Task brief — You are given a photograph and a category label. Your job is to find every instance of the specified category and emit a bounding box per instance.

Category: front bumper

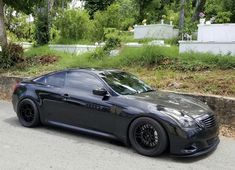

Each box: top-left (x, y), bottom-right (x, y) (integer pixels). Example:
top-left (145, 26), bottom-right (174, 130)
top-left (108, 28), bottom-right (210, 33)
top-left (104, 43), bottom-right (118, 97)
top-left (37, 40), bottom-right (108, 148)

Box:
top-left (168, 124), bottom-right (220, 157)
top-left (172, 136), bottom-right (219, 157)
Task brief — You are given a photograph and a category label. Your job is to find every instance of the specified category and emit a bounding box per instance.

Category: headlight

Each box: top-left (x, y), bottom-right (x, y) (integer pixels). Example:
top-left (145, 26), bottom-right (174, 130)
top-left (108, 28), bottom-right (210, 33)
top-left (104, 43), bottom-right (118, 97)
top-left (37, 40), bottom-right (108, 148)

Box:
top-left (160, 108), bottom-right (198, 128)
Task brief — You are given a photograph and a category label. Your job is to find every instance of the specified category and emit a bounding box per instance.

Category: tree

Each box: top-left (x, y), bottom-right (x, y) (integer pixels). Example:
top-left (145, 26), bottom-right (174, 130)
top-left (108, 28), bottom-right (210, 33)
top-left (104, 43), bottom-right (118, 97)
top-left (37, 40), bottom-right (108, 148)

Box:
top-left (192, 0), bottom-right (206, 21)
top-left (84, 0), bottom-right (116, 18)
top-left (134, 0), bottom-right (154, 22)
top-left (179, 0), bottom-right (185, 33)
top-left (0, 0), bottom-right (40, 50)
top-left (223, 0), bottom-right (235, 22)
top-left (35, 0), bottom-right (73, 45)
top-left (0, 0), bottom-right (7, 48)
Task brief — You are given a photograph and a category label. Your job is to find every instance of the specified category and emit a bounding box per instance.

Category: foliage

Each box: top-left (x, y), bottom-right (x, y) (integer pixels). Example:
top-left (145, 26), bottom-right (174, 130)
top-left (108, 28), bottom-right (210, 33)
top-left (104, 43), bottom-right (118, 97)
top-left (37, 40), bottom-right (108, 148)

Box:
top-left (0, 43), bottom-right (24, 68)
top-left (89, 48), bottom-right (107, 60)
top-left (215, 12), bottom-right (232, 23)
top-left (35, 11), bottom-right (50, 45)
top-left (5, 7), bottom-right (34, 42)
top-left (22, 45), bottom-right (235, 74)
top-left (103, 37), bottom-right (121, 52)
top-left (222, 0), bottom-right (235, 23)
top-left (205, 0), bottom-right (233, 23)
top-left (55, 9), bottom-right (94, 41)
top-left (3, 0), bottom-right (41, 14)
top-left (92, 2), bottom-right (136, 40)
top-left (84, 0), bottom-right (116, 18)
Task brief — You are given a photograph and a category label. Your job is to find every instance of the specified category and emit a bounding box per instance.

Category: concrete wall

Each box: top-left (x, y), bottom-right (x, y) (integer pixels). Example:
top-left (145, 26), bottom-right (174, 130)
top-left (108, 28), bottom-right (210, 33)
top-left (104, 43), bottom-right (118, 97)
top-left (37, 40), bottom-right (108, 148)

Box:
top-left (134, 24), bottom-right (179, 40)
top-left (198, 24), bottom-right (235, 42)
top-left (0, 76), bottom-right (25, 100)
top-left (179, 41), bottom-right (235, 55)
top-left (49, 45), bottom-right (99, 55)
top-left (1, 76), bottom-right (235, 127)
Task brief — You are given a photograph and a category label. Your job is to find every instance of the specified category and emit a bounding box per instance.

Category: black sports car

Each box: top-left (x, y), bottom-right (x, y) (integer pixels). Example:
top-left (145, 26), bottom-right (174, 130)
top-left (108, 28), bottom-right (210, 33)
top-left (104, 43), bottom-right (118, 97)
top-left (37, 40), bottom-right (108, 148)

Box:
top-left (12, 68), bottom-right (219, 157)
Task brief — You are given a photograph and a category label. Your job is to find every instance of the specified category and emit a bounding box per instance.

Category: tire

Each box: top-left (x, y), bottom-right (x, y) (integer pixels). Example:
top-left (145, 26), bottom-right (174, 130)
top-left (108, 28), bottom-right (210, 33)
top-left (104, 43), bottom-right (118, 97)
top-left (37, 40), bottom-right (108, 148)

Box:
top-left (17, 99), bottom-right (40, 127)
top-left (129, 117), bottom-right (168, 157)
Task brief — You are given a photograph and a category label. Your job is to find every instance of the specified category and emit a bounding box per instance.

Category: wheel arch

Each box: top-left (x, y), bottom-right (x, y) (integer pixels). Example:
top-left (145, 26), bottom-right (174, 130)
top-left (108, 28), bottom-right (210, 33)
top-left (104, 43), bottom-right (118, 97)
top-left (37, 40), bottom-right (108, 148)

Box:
top-left (17, 96), bottom-right (42, 123)
top-left (126, 115), bottom-right (170, 149)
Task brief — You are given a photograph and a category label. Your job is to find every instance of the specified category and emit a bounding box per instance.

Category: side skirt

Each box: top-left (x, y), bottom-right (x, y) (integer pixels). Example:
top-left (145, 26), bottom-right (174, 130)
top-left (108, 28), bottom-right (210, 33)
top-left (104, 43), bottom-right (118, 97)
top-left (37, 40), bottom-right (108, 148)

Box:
top-left (47, 120), bottom-right (119, 141)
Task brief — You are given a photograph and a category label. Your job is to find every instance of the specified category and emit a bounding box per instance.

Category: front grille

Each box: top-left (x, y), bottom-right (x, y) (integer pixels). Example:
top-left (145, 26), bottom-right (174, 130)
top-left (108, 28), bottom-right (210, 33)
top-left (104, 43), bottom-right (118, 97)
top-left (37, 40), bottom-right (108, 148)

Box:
top-left (201, 115), bottom-right (217, 128)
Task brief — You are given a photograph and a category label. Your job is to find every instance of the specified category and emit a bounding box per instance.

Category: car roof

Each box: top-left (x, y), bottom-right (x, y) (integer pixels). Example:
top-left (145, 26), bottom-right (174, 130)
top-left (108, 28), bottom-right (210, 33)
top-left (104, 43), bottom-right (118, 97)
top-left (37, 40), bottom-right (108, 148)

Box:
top-left (33, 68), bottom-right (123, 81)
top-left (65, 68), bottom-right (122, 75)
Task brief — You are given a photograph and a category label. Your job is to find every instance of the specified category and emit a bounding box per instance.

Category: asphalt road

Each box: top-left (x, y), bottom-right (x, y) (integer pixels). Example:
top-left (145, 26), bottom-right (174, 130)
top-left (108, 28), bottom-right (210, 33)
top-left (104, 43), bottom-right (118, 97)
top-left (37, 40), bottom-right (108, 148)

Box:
top-left (1, 100), bottom-right (235, 170)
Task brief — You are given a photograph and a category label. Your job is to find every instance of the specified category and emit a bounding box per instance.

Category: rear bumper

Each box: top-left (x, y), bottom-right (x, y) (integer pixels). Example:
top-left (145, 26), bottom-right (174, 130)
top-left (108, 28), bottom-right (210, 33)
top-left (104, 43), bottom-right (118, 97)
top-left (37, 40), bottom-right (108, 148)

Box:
top-left (168, 124), bottom-right (220, 157)
top-left (12, 94), bottom-right (19, 112)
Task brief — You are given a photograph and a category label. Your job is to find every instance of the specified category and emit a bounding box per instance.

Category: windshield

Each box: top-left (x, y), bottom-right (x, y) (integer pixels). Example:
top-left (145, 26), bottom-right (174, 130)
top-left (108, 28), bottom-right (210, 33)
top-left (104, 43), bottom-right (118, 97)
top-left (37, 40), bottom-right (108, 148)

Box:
top-left (99, 71), bottom-right (154, 95)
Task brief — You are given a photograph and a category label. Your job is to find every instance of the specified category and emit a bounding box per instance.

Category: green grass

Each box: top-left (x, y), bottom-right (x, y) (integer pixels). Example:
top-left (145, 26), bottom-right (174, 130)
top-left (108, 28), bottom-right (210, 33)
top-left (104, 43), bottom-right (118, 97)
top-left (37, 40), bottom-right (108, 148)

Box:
top-left (20, 45), bottom-right (235, 74)
top-left (1, 45), bottom-right (235, 96)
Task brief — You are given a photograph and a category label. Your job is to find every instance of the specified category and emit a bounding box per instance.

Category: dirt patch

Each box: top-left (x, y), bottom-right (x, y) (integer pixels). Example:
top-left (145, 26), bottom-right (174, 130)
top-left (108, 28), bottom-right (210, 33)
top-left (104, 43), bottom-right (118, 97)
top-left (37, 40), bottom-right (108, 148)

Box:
top-left (220, 125), bottom-right (235, 139)
top-left (127, 68), bottom-right (235, 97)
top-left (27, 55), bottom-right (60, 65)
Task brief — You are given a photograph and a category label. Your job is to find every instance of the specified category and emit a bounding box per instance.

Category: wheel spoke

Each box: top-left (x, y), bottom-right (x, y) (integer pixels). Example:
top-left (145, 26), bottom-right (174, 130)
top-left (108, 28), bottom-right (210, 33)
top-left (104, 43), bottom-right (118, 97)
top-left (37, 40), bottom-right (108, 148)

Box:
top-left (20, 103), bottom-right (34, 123)
top-left (134, 123), bottom-right (159, 149)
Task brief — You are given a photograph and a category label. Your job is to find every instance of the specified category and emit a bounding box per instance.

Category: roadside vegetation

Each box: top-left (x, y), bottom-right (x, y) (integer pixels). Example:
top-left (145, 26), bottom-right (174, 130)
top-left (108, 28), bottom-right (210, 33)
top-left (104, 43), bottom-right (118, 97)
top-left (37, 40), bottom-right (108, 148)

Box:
top-left (0, 45), bottom-right (234, 97)
top-left (0, 0), bottom-right (235, 98)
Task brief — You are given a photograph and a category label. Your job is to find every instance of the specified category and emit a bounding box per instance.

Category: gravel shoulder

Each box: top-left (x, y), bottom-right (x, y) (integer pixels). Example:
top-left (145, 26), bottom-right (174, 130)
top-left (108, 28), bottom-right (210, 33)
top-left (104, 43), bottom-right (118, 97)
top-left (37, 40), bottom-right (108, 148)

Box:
top-left (1, 100), bottom-right (235, 170)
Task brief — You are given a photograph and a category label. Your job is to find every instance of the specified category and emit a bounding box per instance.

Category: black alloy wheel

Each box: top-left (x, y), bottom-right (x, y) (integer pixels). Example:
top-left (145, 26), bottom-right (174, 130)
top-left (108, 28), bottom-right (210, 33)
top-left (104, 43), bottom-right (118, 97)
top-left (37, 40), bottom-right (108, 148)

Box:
top-left (17, 99), bottom-right (40, 127)
top-left (129, 117), bottom-right (168, 157)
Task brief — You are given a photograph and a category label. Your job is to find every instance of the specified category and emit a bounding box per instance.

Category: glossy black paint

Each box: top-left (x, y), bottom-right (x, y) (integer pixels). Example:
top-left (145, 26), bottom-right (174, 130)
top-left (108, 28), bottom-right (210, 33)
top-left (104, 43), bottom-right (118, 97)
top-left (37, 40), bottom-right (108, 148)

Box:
top-left (12, 68), bottom-right (219, 157)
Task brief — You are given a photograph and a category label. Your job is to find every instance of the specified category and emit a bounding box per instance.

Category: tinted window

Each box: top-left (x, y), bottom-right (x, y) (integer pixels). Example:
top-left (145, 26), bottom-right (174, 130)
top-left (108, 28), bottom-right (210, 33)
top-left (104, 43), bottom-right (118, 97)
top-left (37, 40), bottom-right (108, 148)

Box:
top-left (46, 72), bottom-right (65, 87)
top-left (66, 72), bottom-right (104, 92)
top-left (34, 76), bottom-right (46, 84)
top-left (99, 71), bottom-right (153, 95)
top-left (35, 72), bottom-right (65, 87)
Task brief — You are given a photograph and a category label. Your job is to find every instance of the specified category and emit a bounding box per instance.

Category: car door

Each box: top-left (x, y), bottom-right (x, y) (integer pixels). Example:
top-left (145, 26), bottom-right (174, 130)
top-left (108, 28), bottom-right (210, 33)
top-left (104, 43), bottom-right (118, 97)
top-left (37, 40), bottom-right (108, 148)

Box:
top-left (34, 72), bottom-right (68, 124)
top-left (63, 71), bottom-right (116, 133)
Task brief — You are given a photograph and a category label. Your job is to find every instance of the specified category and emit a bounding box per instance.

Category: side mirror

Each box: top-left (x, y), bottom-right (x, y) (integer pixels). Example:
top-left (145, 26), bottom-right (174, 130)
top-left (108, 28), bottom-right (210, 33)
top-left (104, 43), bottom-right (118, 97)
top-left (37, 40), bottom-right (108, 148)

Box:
top-left (93, 88), bottom-right (108, 96)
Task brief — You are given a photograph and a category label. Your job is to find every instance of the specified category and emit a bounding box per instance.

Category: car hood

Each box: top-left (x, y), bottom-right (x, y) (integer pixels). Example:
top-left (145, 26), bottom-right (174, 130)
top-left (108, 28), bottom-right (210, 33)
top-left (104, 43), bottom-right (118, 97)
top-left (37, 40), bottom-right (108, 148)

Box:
top-left (127, 91), bottom-right (212, 117)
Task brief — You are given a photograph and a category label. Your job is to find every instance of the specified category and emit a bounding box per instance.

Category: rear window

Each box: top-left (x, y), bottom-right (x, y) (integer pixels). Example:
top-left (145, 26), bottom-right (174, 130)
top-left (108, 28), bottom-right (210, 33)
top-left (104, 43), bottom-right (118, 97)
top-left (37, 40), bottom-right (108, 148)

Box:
top-left (34, 72), bottom-right (66, 87)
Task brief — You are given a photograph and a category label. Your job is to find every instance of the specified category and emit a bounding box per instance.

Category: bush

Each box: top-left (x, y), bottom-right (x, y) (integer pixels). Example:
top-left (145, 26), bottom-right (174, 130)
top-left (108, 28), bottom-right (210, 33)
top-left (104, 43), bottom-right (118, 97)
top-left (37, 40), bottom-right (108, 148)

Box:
top-left (116, 45), bottom-right (178, 66)
top-left (165, 37), bottom-right (179, 45)
top-left (55, 10), bottom-right (94, 41)
top-left (92, 2), bottom-right (136, 40)
top-left (104, 37), bottom-right (121, 52)
top-left (0, 43), bottom-right (24, 68)
top-left (35, 12), bottom-right (50, 45)
top-left (103, 28), bottom-right (121, 51)
top-left (88, 48), bottom-right (107, 60)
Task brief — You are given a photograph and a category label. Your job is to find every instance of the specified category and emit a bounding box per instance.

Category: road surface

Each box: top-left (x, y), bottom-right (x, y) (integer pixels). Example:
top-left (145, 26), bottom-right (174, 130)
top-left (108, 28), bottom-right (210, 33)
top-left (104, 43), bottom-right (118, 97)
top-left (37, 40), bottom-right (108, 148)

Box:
top-left (0, 100), bottom-right (235, 170)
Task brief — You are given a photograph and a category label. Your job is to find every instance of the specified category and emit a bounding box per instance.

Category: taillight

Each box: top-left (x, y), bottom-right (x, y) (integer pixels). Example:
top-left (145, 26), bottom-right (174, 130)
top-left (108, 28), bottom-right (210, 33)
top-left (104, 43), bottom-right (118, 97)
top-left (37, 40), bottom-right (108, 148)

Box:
top-left (12, 82), bottom-right (20, 92)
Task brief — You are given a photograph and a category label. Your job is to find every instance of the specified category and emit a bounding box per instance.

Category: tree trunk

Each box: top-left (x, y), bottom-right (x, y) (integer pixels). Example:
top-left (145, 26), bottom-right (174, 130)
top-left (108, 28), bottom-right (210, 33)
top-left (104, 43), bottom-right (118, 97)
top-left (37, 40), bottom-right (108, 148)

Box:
top-left (192, 0), bottom-right (205, 21)
top-left (179, 0), bottom-right (185, 33)
top-left (0, 0), bottom-right (7, 49)
top-left (35, 0), bottom-right (52, 45)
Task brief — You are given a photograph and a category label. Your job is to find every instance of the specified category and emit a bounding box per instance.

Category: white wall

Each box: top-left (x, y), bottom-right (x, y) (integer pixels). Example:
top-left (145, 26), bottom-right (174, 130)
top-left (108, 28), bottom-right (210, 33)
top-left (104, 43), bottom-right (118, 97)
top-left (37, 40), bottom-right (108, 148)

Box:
top-left (198, 24), bottom-right (235, 42)
top-left (49, 45), bottom-right (98, 55)
top-left (179, 41), bottom-right (235, 55)
top-left (134, 24), bottom-right (179, 39)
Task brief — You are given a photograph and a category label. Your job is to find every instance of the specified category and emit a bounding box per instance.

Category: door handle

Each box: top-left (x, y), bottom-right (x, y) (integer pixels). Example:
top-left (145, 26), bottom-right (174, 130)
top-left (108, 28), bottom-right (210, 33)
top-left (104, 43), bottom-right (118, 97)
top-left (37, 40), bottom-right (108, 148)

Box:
top-left (62, 94), bottom-right (70, 101)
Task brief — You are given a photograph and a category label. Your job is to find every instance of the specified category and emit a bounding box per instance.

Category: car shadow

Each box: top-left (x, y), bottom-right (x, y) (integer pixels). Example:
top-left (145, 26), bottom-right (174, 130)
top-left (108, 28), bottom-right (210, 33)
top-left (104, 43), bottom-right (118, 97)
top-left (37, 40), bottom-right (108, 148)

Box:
top-left (4, 116), bottom-right (214, 163)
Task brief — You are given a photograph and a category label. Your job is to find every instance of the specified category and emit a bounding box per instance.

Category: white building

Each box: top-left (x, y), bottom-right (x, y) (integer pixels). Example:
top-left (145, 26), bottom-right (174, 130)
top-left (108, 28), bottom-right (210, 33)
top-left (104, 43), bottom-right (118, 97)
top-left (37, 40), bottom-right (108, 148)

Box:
top-left (179, 24), bottom-right (235, 55)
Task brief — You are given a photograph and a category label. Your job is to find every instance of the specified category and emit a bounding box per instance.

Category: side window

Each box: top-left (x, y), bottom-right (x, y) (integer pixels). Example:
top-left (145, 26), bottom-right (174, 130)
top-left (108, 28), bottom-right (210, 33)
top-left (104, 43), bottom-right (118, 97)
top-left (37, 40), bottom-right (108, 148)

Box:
top-left (66, 72), bottom-right (104, 92)
top-left (46, 72), bottom-right (66, 87)
top-left (34, 72), bottom-right (65, 87)
top-left (34, 76), bottom-right (46, 84)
